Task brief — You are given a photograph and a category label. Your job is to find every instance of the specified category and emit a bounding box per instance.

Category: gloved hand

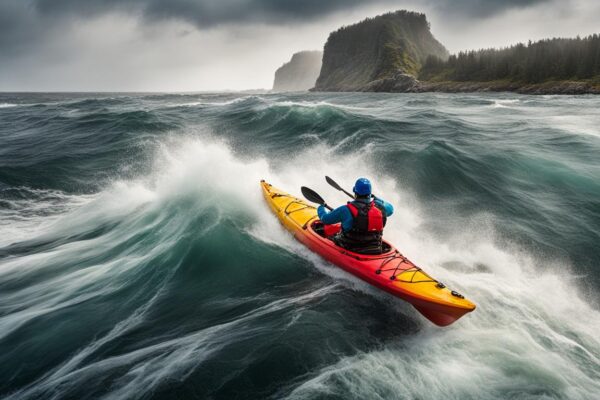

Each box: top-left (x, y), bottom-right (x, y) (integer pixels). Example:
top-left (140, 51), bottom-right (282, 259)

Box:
top-left (317, 204), bottom-right (329, 216)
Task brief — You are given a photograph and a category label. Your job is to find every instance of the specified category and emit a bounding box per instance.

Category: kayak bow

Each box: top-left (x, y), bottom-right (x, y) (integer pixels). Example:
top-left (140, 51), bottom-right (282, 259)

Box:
top-left (261, 180), bottom-right (475, 326)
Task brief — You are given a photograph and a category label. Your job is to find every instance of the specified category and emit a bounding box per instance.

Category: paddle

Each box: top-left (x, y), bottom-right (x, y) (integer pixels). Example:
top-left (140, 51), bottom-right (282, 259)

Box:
top-left (325, 176), bottom-right (379, 201)
top-left (325, 175), bottom-right (354, 199)
top-left (301, 186), bottom-right (333, 210)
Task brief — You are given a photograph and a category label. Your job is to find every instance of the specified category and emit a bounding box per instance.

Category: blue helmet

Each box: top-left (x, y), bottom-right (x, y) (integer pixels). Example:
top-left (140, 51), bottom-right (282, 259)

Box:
top-left (353, 178), bottom-right (372, 196)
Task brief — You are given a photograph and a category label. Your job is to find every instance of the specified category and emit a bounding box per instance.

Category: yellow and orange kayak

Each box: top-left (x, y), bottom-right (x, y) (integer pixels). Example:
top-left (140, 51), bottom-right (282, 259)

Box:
top-left (261, 180), bottom-right (475, 326)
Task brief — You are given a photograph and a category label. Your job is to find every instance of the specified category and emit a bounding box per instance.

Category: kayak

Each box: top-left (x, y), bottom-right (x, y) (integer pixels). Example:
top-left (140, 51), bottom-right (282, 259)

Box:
top-left (261, 180), bottom-right (475, 326)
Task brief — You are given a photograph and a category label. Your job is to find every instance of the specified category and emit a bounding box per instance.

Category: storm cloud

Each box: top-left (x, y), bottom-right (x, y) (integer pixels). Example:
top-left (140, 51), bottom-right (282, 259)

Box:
top-left (2, 0), bottom-right (554, 53)
top-left (0, 0), bottom-right (598, 91)
top-left (33, 0), bottom-right (368, 26)
top-left (6, 0), bottom-right (370, 58)
top-left (24, 0), bottom-right (556, 28)
top-left (428, 0), bottom-right (549, 17)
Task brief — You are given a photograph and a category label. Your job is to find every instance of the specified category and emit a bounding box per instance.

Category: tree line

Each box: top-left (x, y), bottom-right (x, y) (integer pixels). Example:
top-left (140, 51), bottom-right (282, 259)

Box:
top-left (420, 35), bottom-right (600, 83)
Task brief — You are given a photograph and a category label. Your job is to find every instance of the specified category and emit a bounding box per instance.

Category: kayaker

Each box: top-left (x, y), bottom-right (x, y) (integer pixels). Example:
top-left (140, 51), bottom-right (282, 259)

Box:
top-left (317, 178), bottom-right (394, 254)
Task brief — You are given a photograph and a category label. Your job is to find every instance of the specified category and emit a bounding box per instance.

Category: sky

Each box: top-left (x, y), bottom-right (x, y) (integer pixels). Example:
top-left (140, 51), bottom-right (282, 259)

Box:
top-left (1, 0), bottom-right (599, 91)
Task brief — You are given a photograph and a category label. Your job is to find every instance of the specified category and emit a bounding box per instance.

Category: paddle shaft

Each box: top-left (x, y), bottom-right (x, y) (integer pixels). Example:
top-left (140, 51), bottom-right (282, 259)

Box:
top-left (325, 176), bottom-right (378, 200)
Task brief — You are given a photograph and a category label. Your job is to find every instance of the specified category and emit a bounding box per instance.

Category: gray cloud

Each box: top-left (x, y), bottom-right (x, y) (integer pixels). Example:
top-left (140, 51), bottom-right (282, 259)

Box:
top-left (427, 0), bottom-right (550, 18)
top-left (2, 0), bottom-right (594, 91)
top-left (0, 0), bottom-right (556, 57)
top-left (26, 0), bottom-right (555, 28)
top-left (32, 0), bottom-right (367, 27)
top-left (2, 0), bottom-right (368, 58)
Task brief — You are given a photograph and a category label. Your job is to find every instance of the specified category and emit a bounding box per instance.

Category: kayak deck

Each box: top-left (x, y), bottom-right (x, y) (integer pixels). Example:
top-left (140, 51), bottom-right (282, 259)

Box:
top-left (261, 180), bottom-right (475, 326)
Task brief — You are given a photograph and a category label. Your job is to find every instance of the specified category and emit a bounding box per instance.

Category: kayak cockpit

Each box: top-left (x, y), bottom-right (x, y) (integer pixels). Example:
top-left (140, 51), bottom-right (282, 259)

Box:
top-left (310, 220), bottom-right (394, 256)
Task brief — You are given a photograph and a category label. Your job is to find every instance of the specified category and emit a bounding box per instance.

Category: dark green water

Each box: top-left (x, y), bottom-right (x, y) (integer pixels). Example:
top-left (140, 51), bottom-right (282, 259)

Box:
top-left (0, 92), bottom-right (599, 399)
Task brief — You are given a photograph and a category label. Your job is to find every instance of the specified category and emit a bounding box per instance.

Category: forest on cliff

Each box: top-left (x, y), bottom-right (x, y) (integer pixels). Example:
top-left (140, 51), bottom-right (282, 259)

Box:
top-left (420, 35), bottom-right (600, 84)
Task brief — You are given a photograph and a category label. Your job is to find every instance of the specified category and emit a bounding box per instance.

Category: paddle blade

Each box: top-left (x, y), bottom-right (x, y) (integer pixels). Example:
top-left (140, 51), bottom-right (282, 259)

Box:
top-left (326, 176), bottom-right (354, 199)
top-left (301, 186), bottom-right (325, 204)
top-left (325, 175), bottom-right (343, 191)
top-left (301, 186), bottom-right (332, 210)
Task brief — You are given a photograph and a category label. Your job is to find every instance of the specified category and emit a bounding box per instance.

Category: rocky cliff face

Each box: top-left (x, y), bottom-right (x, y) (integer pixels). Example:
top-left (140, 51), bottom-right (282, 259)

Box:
top-left (272, 51), bottom-right (323, 92)
top-left (313, 11), bottom-right (448, 92)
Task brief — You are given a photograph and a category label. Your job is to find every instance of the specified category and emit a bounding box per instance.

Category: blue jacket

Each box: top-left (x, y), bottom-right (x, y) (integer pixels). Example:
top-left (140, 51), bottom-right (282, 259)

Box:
top-left (317, 197), bottom-right (394, 231)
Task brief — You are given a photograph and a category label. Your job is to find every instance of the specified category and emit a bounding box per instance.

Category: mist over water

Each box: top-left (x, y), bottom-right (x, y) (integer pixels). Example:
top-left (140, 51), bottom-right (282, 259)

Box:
top-left (0, 92), bottom-right (599, 399)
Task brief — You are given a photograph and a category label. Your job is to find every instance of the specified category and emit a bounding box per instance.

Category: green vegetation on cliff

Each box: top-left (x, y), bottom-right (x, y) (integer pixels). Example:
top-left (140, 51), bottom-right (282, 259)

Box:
top-left (313, 11), bottom-right (448, 91)
top-left (420, 35), bottom-right (600, 84)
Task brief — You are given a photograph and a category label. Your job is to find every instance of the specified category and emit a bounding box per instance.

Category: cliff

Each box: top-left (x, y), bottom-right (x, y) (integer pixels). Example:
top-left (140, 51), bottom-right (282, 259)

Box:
top-left (313, 11), bottom-right (448, 92)
top-left (272, 51), bottom-right (323, 92)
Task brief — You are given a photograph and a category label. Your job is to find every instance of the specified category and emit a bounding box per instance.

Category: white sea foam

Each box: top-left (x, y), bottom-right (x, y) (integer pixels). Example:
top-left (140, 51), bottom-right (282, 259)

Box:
top-left (166, 95), bottom-right (258, 108)
top-left (490, 98), bottom-right (521, 108)
top-left (271, 100), bottom-right (370, 112)
top-left (0, 188), bottom-right (96, 247)
top-left (547, 115), bottom-right (600, 138)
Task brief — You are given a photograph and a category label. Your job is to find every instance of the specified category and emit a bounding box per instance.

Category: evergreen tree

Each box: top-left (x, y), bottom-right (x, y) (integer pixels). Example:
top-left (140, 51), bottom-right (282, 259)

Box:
top-left (420, 35), bottom-right (600, 83)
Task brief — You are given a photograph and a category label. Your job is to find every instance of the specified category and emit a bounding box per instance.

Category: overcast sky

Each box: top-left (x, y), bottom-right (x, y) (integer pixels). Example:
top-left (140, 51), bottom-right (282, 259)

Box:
top-left (1, 0), bottom-right (598, 91)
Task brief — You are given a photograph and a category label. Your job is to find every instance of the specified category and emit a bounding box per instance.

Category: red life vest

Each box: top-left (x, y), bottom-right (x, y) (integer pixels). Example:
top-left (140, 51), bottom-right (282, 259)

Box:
top-left (335, 200), bottom-right (386, 254)
top-left (346, 201), bottom-right (385, 233)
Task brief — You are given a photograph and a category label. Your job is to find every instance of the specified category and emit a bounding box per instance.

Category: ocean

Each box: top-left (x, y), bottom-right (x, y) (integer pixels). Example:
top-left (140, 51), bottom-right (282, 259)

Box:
top-left (1, 92), bottom-right (599, 399)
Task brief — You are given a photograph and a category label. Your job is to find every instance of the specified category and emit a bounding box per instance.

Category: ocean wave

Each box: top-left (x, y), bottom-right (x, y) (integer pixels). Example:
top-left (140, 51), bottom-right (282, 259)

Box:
top-left (4, 137), bottom-right (599, 398)
top-left (0, 187), bottom-right (96, 248)
top-left (269, 99), bottom-right (371, 112)
top-left (169, 96), bottom-right (259, 108)
top-left (1, 92), bottom-right (599, 399)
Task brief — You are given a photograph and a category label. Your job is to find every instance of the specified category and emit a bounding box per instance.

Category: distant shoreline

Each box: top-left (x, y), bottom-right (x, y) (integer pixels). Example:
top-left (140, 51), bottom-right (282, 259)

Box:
top-left (311, 79), bottom-right (600, 95)
top-left (413, 80), bottom-right (600, 95)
